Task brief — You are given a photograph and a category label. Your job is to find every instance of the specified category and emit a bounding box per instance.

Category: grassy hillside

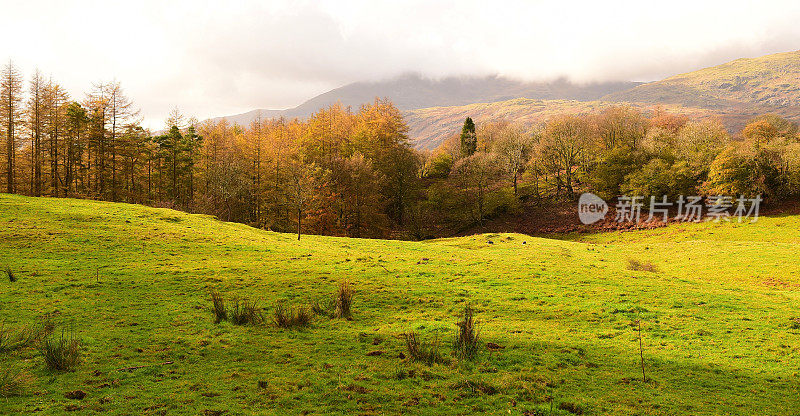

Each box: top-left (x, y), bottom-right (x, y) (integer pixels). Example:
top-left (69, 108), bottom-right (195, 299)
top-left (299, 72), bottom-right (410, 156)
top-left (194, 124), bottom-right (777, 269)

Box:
top-left (602, 50), bottom-right (800, 125)
top-left (1, 194), bottom-right (799, 415)
top-left (406, 99), bottom-right (715, 150)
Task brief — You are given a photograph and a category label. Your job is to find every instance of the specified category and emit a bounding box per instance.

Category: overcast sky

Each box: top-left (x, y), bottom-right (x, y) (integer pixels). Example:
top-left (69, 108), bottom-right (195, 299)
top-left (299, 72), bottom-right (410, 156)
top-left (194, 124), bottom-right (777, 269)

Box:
top-left (3, 0), bottom-right (800, 128)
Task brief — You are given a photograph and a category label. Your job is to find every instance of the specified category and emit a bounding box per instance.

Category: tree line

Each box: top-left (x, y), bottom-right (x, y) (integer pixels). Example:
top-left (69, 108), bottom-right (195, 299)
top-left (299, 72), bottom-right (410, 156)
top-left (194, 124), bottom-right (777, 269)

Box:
top-left (2, 60), bottom-right (799, 239)
top-left (416, 107), bottom-right (800, 235)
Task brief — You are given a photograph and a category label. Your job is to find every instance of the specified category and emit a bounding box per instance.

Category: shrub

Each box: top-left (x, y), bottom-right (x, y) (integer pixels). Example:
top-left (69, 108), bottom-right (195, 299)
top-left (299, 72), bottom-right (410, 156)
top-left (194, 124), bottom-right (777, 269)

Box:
top-left (40, 330), bottom-right (81, 372)
top-left (454, 304), bottom-right (480, 360)
top-left (228, 296), bottom-right (263, 326)
top-left (0, 365), bottom-right (33, 397)
top-left (4, 266), bottom-right (15, 283)
top-left (404, 332), bottom-right (445, 366)
top-left (334, 281), bottom-right (353, 319)
top-left (273, 302), bottom-right (312, 329)
top-left (209, 290), bottom-right (227, 323)
top-left (627, 259), bottom-right (658, 273)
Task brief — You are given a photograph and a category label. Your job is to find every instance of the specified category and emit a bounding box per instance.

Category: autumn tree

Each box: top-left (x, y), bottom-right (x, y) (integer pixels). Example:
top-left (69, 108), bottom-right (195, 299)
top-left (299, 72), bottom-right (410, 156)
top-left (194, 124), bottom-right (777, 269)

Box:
top-left (451, 152), bottom-right (500, 224)
top-left (64, 102), bottom-right (89, 195)
top-left (0, 60), bottom-right (23, 193)
top-left (494, 124), bottom-right (532, 198)
top-left (105, 82), bottom-right (137, 201)
top-left (28, 70), bottom-right (46, 196)
top-left (287, 155), bottom-right (315, 240)
top-left (45, 79), bottom-right (69, 196)
top-left (594, 106), bottom-right (648, 150)
top-left (537, 115), bottom-right (590, 198)
top-left (85, 83), bottom-right (109, 197)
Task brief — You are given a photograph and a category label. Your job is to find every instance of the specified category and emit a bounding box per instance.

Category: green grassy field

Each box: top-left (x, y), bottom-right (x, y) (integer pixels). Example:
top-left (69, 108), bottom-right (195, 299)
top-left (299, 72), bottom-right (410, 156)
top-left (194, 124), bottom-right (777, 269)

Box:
top-left (1, 194), bottom-right (799, 415)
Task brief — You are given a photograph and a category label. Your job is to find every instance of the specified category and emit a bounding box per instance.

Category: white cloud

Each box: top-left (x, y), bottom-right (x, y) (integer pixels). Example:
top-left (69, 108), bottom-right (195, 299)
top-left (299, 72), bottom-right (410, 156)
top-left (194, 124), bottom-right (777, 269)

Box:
top-left (2, 0), bottom-right (800, 128)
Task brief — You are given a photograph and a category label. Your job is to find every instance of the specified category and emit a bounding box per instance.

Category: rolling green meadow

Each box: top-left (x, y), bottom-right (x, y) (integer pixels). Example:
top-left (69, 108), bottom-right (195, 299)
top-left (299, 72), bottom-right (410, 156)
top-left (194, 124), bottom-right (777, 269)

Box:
top-left (1, 193), bottom-right (799, 415)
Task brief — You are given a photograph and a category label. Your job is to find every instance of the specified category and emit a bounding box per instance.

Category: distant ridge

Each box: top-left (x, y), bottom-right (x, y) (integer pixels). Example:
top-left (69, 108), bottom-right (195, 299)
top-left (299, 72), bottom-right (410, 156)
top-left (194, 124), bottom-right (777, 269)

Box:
top-left (210, 50), bottom-right (800, 149)
top-left (602, 50), bottom-right (800, 119)
top-left (209, 74), bottom-right (641, 125)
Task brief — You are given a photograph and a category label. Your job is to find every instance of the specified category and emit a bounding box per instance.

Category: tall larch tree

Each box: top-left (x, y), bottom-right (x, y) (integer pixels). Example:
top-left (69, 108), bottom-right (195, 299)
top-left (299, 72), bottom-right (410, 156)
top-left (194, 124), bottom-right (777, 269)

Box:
top-left (28, 70), bottom-right (46, 196)
top-left (105, 82), bottom-right (136, 201)
top-left (0, 60), bottom-right (23, 193)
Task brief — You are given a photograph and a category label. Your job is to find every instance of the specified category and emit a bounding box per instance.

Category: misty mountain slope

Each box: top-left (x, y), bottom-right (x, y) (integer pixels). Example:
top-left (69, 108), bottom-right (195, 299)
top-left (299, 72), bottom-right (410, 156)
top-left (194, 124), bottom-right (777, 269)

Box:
top-left (210, 74), bottom-right (640, 125)
top-left (602, 50), bottom-right (800, 113)
top-left (405, 98), bottom-right (717, 150)
top-left (287, 74), bottom-right (640, 115)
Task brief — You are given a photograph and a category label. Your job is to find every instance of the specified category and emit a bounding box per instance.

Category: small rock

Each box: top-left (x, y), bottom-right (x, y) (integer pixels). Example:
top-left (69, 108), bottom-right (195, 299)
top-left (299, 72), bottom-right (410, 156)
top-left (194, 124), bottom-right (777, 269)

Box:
top-left (366, 350), bottom-right (383, 356)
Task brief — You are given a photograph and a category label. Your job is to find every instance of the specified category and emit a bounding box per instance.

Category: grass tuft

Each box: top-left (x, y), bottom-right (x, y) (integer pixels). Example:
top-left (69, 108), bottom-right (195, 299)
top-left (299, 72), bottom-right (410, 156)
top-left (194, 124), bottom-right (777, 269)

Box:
top-left (404, 332), bottom-right (446, 366)
top-left (0, 319), bottom-right (54, 353)
top-left (228, 296), bottom-right (263, 326)
top-left (334, 281), bottom-right (353, 319)
top-left (210, 290), bottom-right (227, 323)
top-left (273, 302), bottom-right (312, 329)
top-left (0, 365), bottom-right (34, 397)
top-left (4, 265), bottom-right (15, 282)
top-left (311, 298), bottom-right (334, 317)
top-left (627, 258), bottom-right (658, 272)
top-left (454, 304), bottom-right (480, 360)
top-left (39, 330), bottom-right (81, 372)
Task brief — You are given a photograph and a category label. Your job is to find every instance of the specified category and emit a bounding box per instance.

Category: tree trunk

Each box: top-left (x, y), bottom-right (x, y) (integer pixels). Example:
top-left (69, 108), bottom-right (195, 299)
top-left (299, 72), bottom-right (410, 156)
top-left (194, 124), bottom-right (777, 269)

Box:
top-left (297, 207), bottom-right (301, 240)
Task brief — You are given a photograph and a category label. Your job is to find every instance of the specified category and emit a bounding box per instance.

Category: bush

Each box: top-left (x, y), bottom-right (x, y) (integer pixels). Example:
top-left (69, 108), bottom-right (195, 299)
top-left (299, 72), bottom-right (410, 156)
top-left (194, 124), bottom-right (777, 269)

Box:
top-left (334, 281), bottom-right (353, 319)
top-left (627, 259), bottom-right (658, 273)
top-left (210, 290), bottom-right (227, 323)
top-left (454, 304), bottom-right (480, 360)
top-left (228, 296), bottom-right (263, 326)
top-left (0, 365), bottom-right (33, 397)
top-left (40, 330), bottom-right (81, 372)
top-left (4, 266), bottom-right (15, 282)
top-left (404, 332), bottom-right (445, 366)
top-left (273, 302), bottom-right (312, 329)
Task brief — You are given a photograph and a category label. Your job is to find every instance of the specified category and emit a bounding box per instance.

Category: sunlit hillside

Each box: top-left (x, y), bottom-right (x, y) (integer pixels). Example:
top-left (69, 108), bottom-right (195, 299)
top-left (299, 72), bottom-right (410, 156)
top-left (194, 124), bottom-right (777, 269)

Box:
top-left (602, 50), bottom-right (800, 122)
top-left (405, 98), bottom-right (715, 150)
top-left (1, 194), bottom-right (799, 415)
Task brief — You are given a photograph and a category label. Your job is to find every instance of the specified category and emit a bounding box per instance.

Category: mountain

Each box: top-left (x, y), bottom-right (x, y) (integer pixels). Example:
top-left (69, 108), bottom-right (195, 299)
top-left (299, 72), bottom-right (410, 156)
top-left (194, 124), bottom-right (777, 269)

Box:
top-left (409, 50), bottom-right (800, 149)
top-left (210, 74), bottom-right (640, 124)
top-left (212, 50), bottom-right (800, 149)
top-left (602, 50), bottom-right (800, 121)
top-left (406, 98), bottom-right (717, 150)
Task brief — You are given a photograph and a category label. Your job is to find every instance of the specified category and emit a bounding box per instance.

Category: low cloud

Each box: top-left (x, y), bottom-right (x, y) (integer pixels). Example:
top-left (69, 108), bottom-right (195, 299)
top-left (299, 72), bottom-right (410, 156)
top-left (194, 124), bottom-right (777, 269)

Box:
top-left (3, 0), bottom-right (800, 128)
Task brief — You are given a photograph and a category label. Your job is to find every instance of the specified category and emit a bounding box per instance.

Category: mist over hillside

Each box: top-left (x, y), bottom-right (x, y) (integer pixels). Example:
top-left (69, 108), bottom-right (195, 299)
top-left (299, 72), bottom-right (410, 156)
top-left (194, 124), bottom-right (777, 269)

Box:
top-left (210, 50), bottom-right (800, 150)
top-left (210, 74), bottom-right (640, 126)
